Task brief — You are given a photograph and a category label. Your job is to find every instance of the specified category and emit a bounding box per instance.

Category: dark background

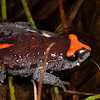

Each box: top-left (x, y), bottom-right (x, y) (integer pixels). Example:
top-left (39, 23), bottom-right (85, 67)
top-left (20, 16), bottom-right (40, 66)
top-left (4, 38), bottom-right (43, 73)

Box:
top-left (0, 0), bottom-right (100, 100)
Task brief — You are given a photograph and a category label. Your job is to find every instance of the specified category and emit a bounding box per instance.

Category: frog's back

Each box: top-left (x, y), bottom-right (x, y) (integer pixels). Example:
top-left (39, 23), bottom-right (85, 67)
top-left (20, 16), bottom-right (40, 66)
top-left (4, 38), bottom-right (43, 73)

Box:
top-left (0, 25), bottom-right (70, 76)
top-left (0, 22), bottom-right (91, 77)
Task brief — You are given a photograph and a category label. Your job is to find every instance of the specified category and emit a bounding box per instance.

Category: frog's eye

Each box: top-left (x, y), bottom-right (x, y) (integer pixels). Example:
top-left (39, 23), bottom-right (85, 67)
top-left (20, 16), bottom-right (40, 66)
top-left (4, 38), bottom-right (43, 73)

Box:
top-left (67, 52), bottom-right (78, 61)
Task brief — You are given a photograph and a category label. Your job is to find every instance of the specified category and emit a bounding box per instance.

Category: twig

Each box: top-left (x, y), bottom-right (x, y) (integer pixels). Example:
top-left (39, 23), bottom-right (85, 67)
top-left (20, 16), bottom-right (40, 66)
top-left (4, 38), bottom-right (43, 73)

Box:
top-left (37, 42), bottom-right (55, 100)
top-left (31, 80), bottom-right (37, 100)
top-left (8, 76), bottom-right (16, 100)
top-left (58, 0), bottom-right (68, 33)
top-left (49, 88), bottom-right (57, 100)
top-left (70, 73), bottom-right (79, 100)
top-left (90, 59), bottom-right (100, 70)
top-left (62, 90), bottom-right (96, 96)
top-left (56, 0), bottom-right (84, 34)
top-left (21, 0), bottom-right (36, 28)
top-left (1, 0), bottom-right (7, 22)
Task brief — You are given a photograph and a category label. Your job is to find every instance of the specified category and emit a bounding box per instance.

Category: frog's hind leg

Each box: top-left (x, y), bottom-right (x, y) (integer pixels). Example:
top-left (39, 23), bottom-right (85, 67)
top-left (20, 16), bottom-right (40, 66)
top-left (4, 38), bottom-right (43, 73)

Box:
top-left (33, 68), bottom-right (70, 91)
top-left (0, 65), bottom-right (6, 84)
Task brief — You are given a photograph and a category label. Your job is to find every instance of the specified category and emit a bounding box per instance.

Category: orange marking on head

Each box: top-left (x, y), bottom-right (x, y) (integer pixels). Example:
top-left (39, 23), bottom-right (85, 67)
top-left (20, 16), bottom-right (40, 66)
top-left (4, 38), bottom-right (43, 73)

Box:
top-left (66, 34), bottom-right (91, 57)
top-left (2, 64), bottom-right (5, 69)
top-left (32, 37), bottom-right (35, 39)
top-left (0, 44), bottom-right (14, 49)
top-left (31, 45), bottom-right (35, 48)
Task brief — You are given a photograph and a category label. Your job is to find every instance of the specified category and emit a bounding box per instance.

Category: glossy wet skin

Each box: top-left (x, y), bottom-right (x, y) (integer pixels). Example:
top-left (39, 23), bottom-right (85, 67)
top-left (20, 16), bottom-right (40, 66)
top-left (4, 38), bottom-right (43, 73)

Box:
top-left (0, 33), bottom-right (70, 72)
top-left (0, 22), bottom-right (91, 89)
top-left (0, 32), bottom-right (91, 72)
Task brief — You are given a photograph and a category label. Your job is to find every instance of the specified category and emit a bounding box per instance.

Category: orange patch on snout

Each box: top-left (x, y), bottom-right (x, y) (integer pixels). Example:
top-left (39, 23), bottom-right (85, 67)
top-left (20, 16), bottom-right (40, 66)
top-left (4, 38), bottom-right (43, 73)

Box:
top-left (66, 34), bottom-right (91, 57)
top-left (0, 44), bottom-right (14, 49)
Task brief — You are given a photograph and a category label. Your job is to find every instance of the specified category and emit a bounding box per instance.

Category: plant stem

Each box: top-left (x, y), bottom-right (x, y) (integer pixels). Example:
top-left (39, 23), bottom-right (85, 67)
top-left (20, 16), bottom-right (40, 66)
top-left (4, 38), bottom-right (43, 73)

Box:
top-left (1, 0), bottom-right (7, 22)
top-left (58, 0), bottom-right (68, 33)
top-left (1, 1), bottom-right (16, 100)
top-left (21, 0), bottom-right (36, 28)
top-left (85, 94), bottom-right (100, 100)
top-left (8, 76), bottom-right (16, 100)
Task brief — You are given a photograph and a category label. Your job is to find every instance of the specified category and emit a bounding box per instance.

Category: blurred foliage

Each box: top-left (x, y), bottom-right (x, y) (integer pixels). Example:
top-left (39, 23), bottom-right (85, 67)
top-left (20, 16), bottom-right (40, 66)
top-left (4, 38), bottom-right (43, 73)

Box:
top-left (85, 94), bottom-right (100, 100)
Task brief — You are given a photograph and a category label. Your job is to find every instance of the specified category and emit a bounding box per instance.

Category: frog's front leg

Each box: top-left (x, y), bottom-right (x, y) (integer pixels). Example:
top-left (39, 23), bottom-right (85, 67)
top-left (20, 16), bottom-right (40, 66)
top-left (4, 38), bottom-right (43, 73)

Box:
top-left (0, 65), bottom-right (6, 84)
top-left (33, 68), bottom-right (70, 91)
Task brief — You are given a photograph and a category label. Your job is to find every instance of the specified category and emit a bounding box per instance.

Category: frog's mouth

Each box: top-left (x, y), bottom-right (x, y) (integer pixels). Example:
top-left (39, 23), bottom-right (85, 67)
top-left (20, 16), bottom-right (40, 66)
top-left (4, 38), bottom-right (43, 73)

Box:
top-left (64, 49), bottom-right (91, 70)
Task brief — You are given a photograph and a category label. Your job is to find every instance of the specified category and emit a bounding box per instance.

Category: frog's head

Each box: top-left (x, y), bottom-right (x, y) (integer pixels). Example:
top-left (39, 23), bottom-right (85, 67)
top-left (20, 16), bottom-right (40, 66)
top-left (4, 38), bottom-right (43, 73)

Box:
top-left (63, 34), bottom-right (91, 70)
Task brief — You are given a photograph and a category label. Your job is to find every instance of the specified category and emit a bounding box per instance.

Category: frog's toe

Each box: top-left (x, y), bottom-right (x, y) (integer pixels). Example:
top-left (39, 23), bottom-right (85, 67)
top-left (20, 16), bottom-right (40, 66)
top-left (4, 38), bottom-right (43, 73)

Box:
top-left (61, 81), bottom-right (70, 85)
top-left (53, 78), bottom-right (70, 91)
top-left (0, 80), bottom-right (4, 83)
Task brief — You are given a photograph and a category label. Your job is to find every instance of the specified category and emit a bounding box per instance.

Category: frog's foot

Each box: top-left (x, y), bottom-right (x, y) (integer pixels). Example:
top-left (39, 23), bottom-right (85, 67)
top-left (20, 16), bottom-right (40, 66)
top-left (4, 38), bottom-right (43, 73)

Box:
top-left (0, 81), bottom-right (4, 86)
top-left (0, 65), bottom-right (6, 85)
top-left (33, 69), bottom-right (70, 91)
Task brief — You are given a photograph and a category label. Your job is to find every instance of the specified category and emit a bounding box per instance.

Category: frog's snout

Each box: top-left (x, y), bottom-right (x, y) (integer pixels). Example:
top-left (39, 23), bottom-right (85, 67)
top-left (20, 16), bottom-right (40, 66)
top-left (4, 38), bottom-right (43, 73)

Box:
top-left (78, 48), bottom-right (91, 60)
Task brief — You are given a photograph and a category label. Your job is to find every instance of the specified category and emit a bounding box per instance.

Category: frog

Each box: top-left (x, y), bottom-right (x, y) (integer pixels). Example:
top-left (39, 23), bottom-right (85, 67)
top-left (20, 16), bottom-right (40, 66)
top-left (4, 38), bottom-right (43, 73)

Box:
top-left (0, 22), bottom-right (91, 90)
